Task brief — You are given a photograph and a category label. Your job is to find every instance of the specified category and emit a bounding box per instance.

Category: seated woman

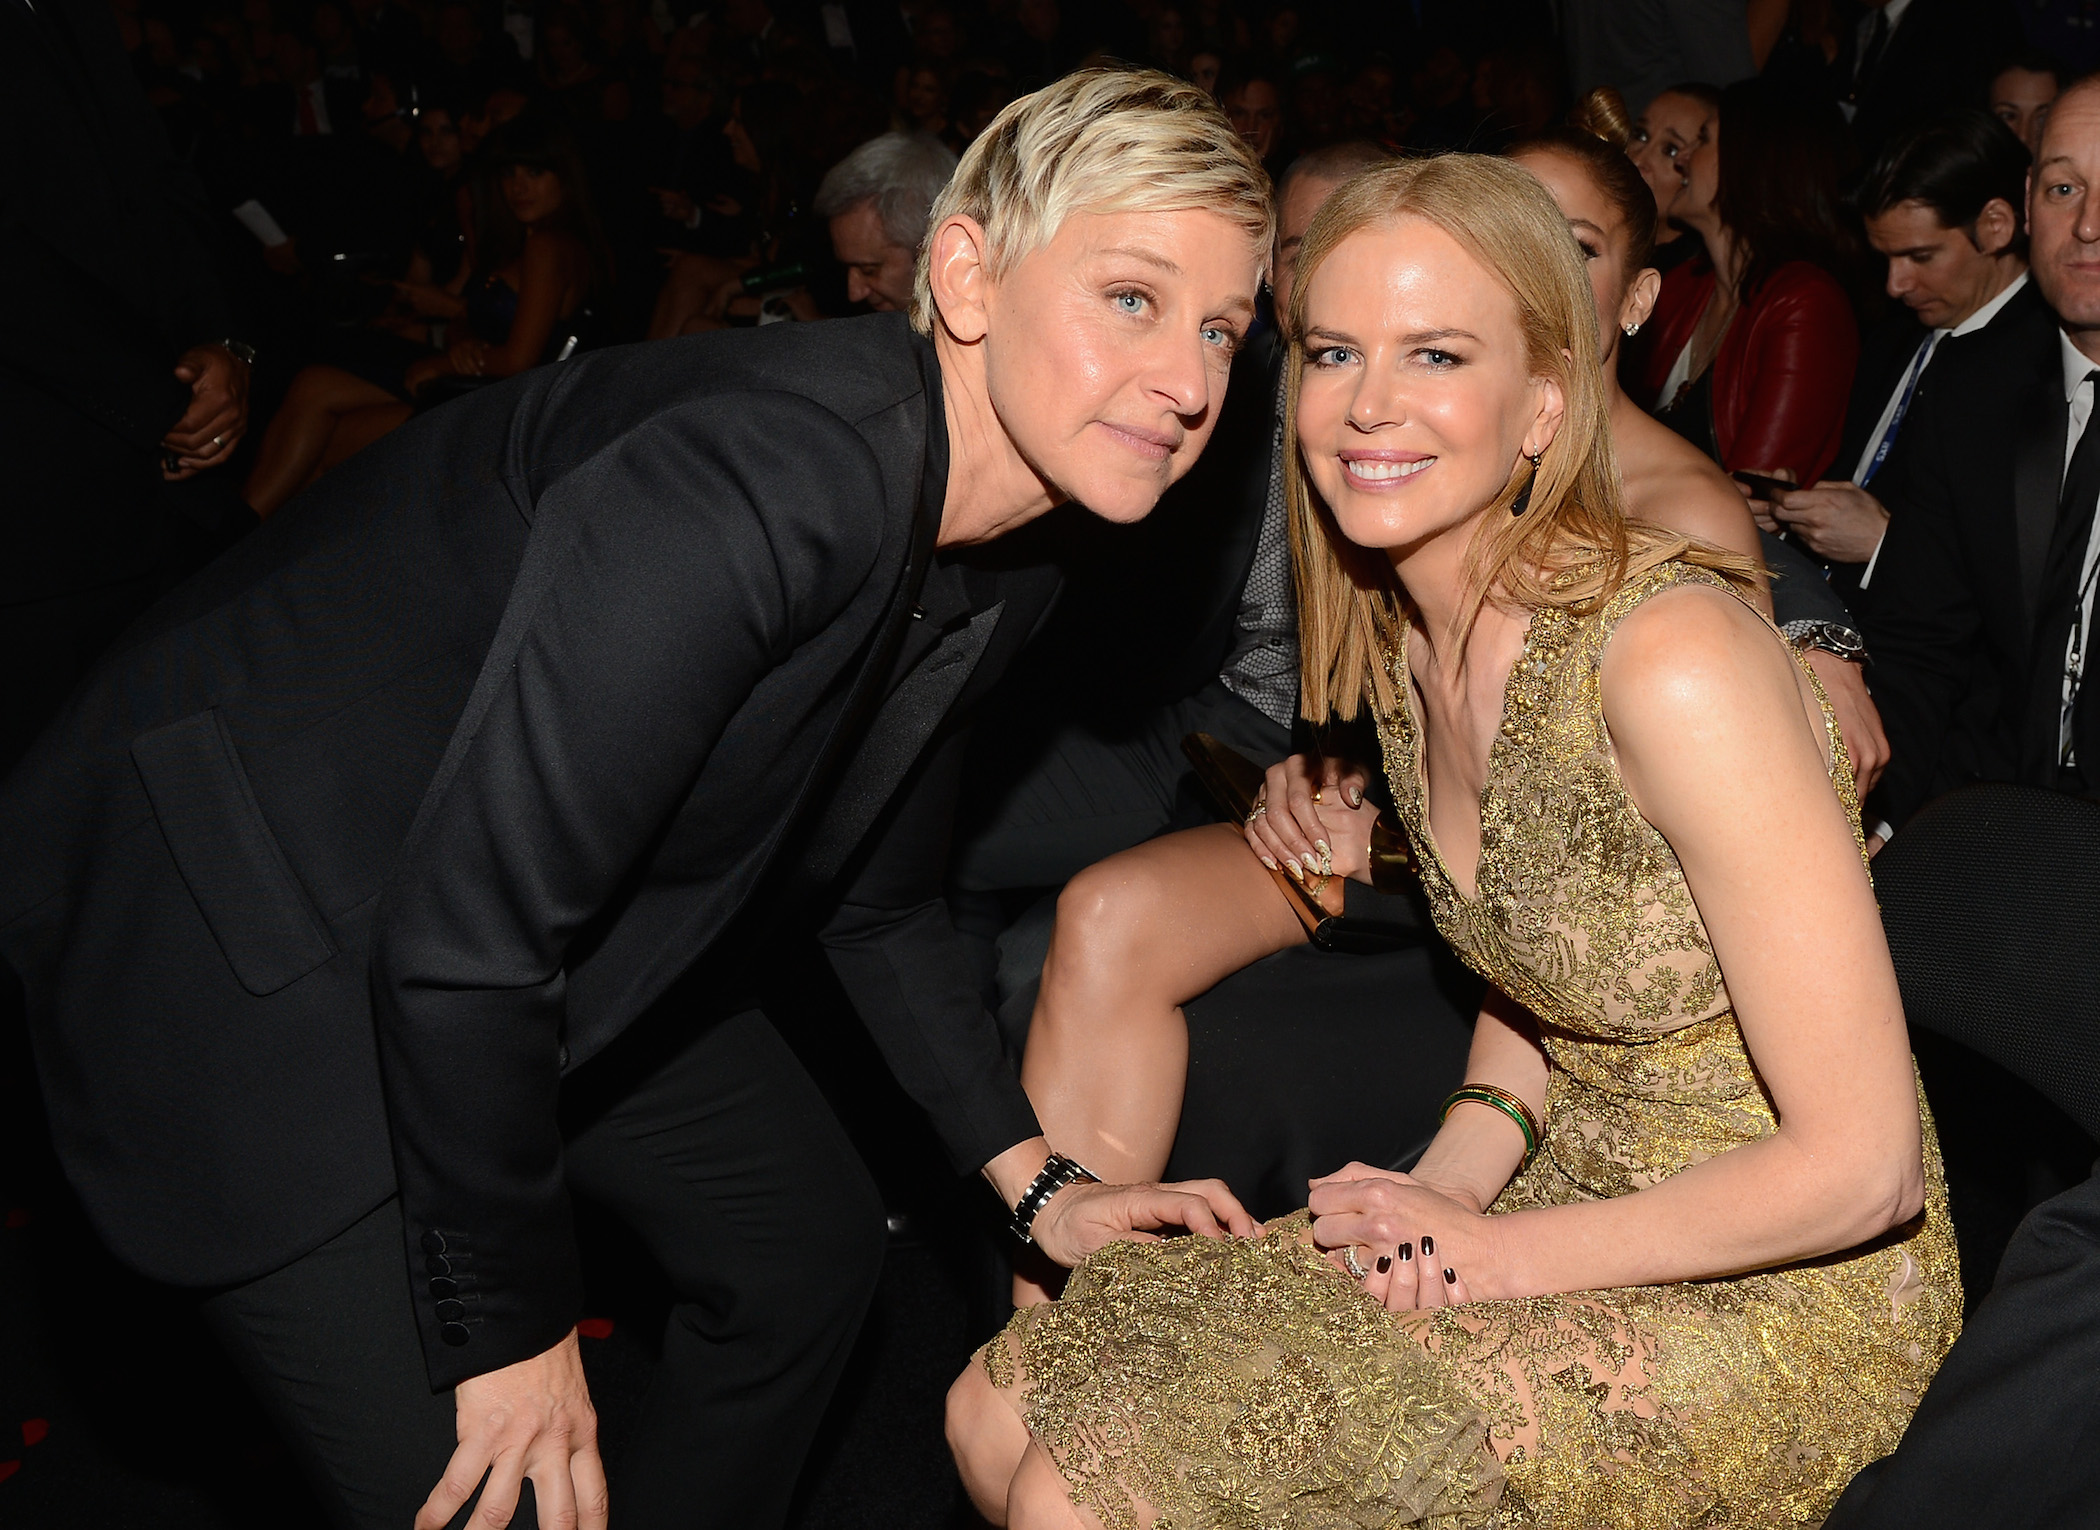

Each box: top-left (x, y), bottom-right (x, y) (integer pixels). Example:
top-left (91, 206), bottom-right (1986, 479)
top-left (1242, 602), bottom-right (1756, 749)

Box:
top-left (1628, 77), bottom-right (1860, 492)
top-left (243, 112), bottom-right (604, 516)
top-left (1005, 98), bottom-right (1770, 1304)
top-left (1626, 81), bottom-right (1718, 276)
top-left (950, 150), bottom-right (1958, 1529)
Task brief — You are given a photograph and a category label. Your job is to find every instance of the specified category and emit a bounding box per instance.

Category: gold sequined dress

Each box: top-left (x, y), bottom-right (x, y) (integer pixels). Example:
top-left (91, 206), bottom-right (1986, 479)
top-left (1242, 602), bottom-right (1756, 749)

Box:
top-left (987, 563), bottom-right (1961, 1529)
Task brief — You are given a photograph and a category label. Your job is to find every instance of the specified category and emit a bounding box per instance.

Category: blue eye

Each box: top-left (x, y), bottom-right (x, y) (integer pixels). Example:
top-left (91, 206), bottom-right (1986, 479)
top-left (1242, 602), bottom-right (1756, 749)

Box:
top-left (1310, 345), bottom-right (1355, 368)
top-left (1202, 324), bottom-right (1235, 350)
top-left (1114, 290), bottom-right (1146, 314)
top-left (1419, 348), bottom-right (1459, 368)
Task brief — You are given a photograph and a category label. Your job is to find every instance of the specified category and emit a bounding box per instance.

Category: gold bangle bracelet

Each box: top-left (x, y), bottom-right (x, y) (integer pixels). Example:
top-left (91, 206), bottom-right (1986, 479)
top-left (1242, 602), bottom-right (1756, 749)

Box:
top-left (1440, 1083), bottom-right (1542, 1166)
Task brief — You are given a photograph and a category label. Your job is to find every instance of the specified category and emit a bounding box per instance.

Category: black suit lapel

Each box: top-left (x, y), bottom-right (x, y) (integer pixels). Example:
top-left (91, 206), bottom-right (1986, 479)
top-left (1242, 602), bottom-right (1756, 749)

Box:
top-left (800, 601), bottom-right (1005, 884)
top-left (2013, 373), bottom-right (2067, 634)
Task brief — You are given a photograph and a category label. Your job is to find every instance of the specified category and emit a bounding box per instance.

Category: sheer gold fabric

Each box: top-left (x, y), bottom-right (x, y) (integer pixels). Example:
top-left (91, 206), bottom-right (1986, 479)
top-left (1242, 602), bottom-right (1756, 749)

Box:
top-left (989, 564), bottom-right (1960, 1528)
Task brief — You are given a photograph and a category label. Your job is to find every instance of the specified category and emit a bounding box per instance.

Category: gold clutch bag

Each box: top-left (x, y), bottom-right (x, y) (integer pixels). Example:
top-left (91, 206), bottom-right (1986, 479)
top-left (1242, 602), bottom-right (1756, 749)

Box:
top-left (1179, 731), bottom-right (1422, 951)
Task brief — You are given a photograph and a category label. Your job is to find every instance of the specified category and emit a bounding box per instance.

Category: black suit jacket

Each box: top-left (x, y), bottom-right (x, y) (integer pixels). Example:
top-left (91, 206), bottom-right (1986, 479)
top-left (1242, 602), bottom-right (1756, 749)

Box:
top-left (0, 0), bottom-right (242, 601)
top-left (1859, 280), bottom-right (2060, 825)
top-left (0, 314), bottom-right (1056, 1387)
top-left (1845, 0), bottom-right (2023, 158)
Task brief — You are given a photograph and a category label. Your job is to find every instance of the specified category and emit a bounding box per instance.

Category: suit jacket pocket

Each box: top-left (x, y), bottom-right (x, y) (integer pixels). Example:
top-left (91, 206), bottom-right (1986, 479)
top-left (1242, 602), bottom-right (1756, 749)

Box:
top-left (132, 709), bottom-right (338, 996)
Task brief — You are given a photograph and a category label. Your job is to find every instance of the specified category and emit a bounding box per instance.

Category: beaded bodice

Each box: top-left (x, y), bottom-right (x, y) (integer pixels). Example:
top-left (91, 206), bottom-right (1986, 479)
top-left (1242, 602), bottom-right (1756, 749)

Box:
top-left (1374, 561), bottom-right (1862, 1199)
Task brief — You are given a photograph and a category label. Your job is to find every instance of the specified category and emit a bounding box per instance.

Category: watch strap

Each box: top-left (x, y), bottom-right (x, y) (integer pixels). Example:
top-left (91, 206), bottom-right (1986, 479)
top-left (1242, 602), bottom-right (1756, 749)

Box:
top-left (1009, 1151), bottom-right (1100, 1246)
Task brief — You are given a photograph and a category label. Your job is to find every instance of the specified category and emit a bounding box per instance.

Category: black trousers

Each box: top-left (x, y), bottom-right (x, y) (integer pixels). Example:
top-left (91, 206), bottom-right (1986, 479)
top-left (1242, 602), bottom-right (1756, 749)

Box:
top-left (198, 1005), bottom-right (887, 1530)
top-left (1823, 1162), bottom-right (2100, 1527)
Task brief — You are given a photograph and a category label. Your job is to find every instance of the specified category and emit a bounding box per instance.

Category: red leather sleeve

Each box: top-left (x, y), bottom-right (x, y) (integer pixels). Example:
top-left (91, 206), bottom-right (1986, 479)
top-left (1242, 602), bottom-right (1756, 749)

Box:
top-left (1713, 263), bottom-right (1859, 485)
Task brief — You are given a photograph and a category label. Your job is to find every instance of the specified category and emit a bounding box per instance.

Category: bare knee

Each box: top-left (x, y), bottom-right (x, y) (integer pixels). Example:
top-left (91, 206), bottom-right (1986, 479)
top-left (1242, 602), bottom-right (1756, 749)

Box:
top-left (947, 1353), bottom-right (1029, 1524)
top-left (1046, 857), bottom-right (1173, 997)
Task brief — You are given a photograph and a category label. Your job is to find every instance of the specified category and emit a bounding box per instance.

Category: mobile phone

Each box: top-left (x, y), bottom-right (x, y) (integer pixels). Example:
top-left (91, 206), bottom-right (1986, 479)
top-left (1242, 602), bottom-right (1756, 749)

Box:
top-left (1731, 470), bottom-right (1795, 500)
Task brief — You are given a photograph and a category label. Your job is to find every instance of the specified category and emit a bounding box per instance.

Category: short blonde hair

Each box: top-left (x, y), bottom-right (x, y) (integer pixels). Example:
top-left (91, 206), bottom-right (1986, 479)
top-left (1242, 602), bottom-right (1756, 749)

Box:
top-left (910, 67), bottom-right (1273, 335)
top-left (1284, 155), bottom-right (1758, 721)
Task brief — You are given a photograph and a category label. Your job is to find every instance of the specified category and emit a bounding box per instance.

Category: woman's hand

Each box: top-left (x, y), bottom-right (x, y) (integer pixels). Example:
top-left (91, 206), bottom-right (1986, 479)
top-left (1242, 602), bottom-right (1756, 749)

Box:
top-left (1244, 752), bottom-right (1377, 887)
top-left (1307, 1162), bottom-right (1501, 1311)
top-left (1030, 1177), bottom-right (1259, 1269)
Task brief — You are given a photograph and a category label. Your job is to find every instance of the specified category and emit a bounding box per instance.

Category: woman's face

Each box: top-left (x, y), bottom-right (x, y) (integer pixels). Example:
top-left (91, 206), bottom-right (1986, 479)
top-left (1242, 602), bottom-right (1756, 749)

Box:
top-left (974, 206), bottom-right (1264, 524)
top-left (1190, 49), bottom-right (1221, 96)
top-left (1629, 91), bottom-right (1710, 220)
top-left (419, 108), bottom-right (463, 173)
top-left (1671, 110), bottom-right (1721, 229)
top-left (502, 163), bottom-right (566, 225)
top-left (1512, 148), bottom-right (1654, 369)
top-left (1295, 216), bottom-right (1562, 561)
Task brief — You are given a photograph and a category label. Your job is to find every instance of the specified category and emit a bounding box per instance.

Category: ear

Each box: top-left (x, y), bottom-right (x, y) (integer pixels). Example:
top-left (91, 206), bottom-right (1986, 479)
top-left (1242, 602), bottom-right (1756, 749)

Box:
top-left (1620, 267), bottom-right (1661, 333)
top-left (1524, 360), bottom-right (1570, 459)
top-left (1974, 197), bottom-right (2019, 257)
top-left (927, 213), bottom-right (993, 345)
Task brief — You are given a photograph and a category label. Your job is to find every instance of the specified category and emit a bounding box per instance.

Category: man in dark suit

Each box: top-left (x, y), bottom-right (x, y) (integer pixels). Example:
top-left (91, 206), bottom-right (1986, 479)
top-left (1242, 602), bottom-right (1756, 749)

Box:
top-left (0, 72), bottom-right (1270, 1530)
top-left (1842, 0), bottom-right (2023, 159)
top-left (1861, 78), bottom-right (2100, 829)
top-left (0, 0), bottom-right (258, 772)
top-left (1769, 110), bottom-right (2031, 595)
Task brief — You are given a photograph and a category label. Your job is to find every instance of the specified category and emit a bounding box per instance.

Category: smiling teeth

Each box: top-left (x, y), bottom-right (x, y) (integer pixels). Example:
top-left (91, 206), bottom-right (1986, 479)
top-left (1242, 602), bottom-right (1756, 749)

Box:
top-left (1350, 458), bottom-right (1432, 481)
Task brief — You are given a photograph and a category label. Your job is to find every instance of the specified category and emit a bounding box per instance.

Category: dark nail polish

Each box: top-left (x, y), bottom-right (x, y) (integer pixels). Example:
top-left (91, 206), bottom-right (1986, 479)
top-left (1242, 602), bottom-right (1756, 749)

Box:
top-left (1376, 1254), bottom-right (1391, 1274)
top-left (1444, 1267), bottom-right (1456, 1284)
top-left (1420, 1235), bottom-right (1435, 1257)
top-left (1398, 1242), bottom-right (1413, 1261)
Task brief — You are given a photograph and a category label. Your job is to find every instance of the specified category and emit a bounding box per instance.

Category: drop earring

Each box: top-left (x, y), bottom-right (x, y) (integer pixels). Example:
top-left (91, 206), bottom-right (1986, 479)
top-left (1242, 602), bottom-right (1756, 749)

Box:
top-left (1510, 451), bottom-right (1543, 516)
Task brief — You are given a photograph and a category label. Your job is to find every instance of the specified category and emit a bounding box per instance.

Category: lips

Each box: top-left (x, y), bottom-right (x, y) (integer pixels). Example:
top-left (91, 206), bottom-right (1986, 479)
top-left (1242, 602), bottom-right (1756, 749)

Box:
top-left (1340, 451), bottom-right (1434, 488)
top-left (1100, 421), bottom-right (1179, 462)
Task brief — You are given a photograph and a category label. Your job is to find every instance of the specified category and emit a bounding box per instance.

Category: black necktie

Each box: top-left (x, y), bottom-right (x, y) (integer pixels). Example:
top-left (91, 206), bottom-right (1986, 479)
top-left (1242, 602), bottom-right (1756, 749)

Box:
top-left (1853, 8), bottom-right (1890, 101)
top-left (2025, 369), bottom-right (2100, 787)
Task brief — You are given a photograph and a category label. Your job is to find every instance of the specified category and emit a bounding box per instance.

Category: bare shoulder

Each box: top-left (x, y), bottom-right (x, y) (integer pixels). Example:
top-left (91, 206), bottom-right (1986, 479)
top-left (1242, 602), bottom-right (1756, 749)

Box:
top-left (1621, 417), bottom-right (1761, 563)
top-left (1599, 582), bottom-right (1801, 755)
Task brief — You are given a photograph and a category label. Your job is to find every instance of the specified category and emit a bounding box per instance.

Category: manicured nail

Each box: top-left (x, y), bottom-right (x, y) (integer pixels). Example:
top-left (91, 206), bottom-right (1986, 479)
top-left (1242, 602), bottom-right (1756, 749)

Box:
top-left (1397, 1242), bottom-right (1412, 1261)
top-left (1300, 853), bottom-right (1320, 874)
top-left (1375, 1254), bottom-right (1391, 1274)
top-left (1347, 785), bottom-right (1363, 807)
top-left (1284, 860), bottom-right (1303, 881)
top-left (1444, 1267), bottom-right (1457, 1284)
top-left (1260, 856), bottom-right (1279, 871)
top-left (1420, 1235), bottom-right (1435, 1257)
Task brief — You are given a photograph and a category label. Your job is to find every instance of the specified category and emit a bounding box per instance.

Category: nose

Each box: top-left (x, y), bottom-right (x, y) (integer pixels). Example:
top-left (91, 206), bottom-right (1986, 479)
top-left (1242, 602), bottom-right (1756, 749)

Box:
top-left (2078, 191), bottom-right (2100, 246)
top-left (1147, 327), bottom-right (1210, 420)
top-left (1885, 261), bottom-right (1912, 299)
top-left (1349, 363), bottom-right (1404, 433)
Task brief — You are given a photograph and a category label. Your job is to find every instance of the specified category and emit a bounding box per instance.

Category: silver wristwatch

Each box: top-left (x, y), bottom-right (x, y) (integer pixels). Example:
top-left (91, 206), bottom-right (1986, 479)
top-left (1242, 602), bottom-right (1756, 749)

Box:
top-left (1009, 1151), bottom-right (1100, 1246)
top-left (215, 337), bottom-right (258, 366)
top-left (1781, 619), bottom-right (1870, 667)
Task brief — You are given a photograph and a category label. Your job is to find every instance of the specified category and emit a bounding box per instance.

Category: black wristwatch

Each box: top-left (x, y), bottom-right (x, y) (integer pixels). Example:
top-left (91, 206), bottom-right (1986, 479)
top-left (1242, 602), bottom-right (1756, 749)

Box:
top-left (1009, 1151), bottom-right (1099, 1246)
top-left (1782, 619), bottom-right (1870, 668)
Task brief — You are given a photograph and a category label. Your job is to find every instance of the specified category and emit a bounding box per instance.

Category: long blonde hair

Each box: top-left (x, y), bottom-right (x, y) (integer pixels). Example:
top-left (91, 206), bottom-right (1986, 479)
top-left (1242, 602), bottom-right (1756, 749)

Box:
top-left (1285, 154), bottom-right (1758, 721)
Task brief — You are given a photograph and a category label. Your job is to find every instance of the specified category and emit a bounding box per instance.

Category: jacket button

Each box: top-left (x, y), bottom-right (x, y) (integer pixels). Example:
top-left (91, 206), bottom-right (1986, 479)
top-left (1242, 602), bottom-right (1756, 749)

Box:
top-left (435, 1299), bottom-right (466, 1322)
top-left (440, 1321), bottom-right (471, 1347)
top-left (420, 1231), bottom-right (447, 1256)
top-left (428, 1276), bottom-right (458, 1300)
top-left (425, 1254), bottom-right (452, 1278)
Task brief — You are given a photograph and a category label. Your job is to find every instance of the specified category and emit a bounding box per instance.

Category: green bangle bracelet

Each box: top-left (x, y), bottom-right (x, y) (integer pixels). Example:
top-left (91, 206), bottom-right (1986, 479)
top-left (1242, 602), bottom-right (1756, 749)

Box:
top-left (1440, 1086), bottom-right (1540, 1166)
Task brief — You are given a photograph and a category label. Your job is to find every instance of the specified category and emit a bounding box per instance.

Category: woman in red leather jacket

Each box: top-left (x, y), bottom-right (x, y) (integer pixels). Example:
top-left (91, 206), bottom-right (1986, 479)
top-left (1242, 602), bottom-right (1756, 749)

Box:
top-left (1629, 79), bottom-right (1861, 489)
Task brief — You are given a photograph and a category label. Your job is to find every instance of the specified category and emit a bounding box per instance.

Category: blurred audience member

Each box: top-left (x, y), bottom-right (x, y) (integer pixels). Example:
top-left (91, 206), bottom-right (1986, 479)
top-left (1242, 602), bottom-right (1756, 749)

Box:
top-left (245, 113), bottom-right (605, 515)
top-left (1, 0), bottom-right (257, 770)
top-left (1219, 60), bottom-right (1284, 168)
top-left (1628, 81), bottom-right (1719, 274)
top-left (812, 132), bottom-right (957, 313)
top-left (1559, 0), bottom-right (1754, 115)
top-left (1633, 79), bottom-right (1860, 492)
top-left (1189, 48), bottom-right (1223, 97)
top-left (1859, 77), bottom-right (2100, 829)
top-left (1987, 51), bottom-right (2065, 156)
top-left (1842, 0), bottom-right (2022, 158)
top-left (1769, 110), bottom-right (2031, 586)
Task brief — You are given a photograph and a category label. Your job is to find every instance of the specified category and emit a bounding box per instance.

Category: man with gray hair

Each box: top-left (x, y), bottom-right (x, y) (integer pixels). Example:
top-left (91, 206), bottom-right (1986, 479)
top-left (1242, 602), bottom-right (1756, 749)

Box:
top-left (814, 131), bottom-right (957, 313)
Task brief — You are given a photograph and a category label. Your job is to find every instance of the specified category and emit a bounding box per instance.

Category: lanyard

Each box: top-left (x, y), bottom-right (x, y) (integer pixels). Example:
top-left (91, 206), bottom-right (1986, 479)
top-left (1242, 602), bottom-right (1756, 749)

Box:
top-left (1860, 332), bottom-right (1937, 487)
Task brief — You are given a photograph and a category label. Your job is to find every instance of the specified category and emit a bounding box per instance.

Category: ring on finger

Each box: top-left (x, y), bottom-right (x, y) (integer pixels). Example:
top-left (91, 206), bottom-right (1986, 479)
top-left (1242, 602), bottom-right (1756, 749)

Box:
top-left (1341, 1245), bottom-right (1369, 1281)
top-left (211, 434), bottom-right (224, 449)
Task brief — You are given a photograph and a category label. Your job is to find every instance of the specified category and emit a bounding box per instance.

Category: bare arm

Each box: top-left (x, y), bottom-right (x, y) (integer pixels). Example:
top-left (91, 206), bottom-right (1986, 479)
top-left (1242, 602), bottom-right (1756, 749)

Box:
top-left (1313, 587), bottom-right (1922, 1301)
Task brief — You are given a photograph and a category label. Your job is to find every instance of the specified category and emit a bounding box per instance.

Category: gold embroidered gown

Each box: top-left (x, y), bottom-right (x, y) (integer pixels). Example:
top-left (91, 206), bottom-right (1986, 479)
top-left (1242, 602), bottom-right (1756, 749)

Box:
top-left (987, 563), bottom-right (1961, 1529)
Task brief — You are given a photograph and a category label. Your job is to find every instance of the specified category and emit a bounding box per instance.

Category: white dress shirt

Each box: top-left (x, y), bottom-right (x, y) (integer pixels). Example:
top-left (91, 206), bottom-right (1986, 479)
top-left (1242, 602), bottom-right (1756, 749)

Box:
top-left (1856, 272), bottom-right (2030, 587)
top-left (2056, 330), bottom-right (2100, 765)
